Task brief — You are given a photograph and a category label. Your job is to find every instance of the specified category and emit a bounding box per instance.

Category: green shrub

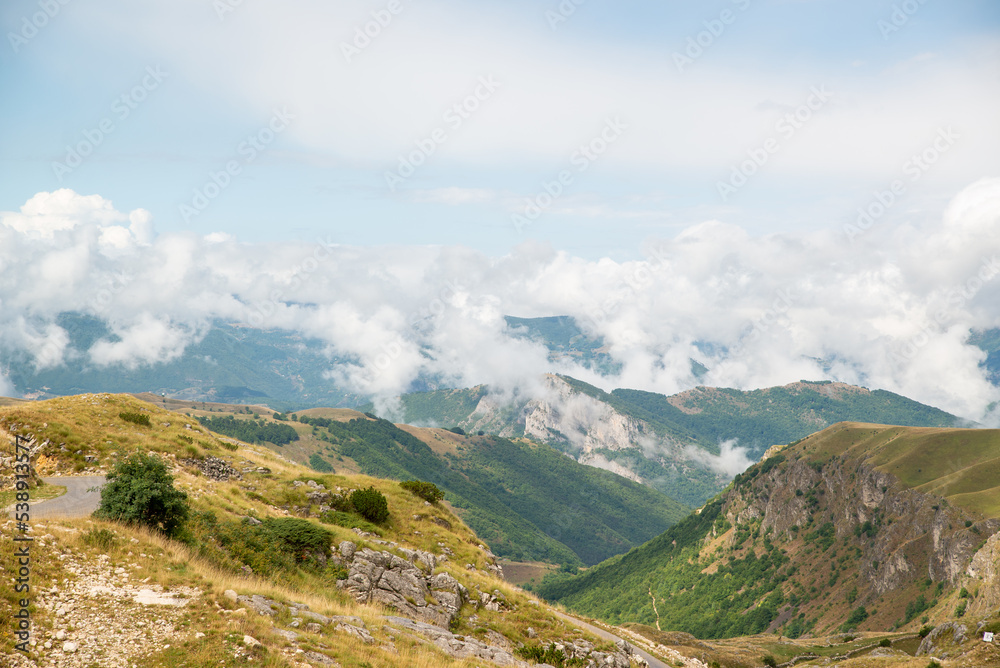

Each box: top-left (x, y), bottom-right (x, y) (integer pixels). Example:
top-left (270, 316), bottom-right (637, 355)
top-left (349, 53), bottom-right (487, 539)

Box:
top-left (515, 643), bottom-right (580, 667)
top-left (840, 606), bottom-right (869, 632)
top-left (220, 441), bottom-right (238, 451)
top-left (350, 486), bottom-right (389, 524)
top-left (955, 601), bottom-right (967, 617)
top-left (447, 426), bottom-right (466, 435)
top-left (119, 411), bottom-right (151, 426)
top-left (762, 656), bottom-right (778, 668)
top-left (400, 480), bottom-right (444, 504)
top-left (309, 453), bottom-right (334, 472)
top-left (260, 517), bottom-right (333, 556)
top-left (82, 528), bottom-right (117, 550)
top-left (918, 625), bottom-right (934, 638)
top-left (318, 510), bottom-right (382, 535)
top-left (879, 638), bottom-right (892, 647)
top-left (94, 452), bottom-right (189, 537)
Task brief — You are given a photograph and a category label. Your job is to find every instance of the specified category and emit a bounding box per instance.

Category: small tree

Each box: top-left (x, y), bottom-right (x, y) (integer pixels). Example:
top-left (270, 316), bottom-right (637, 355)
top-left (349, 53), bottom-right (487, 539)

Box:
top-left (94, 452), bottom-right (189, 537)
top-left (350, 486), bottom-right (389, 524)
top-left (400, 480), bottom-right (444, 504)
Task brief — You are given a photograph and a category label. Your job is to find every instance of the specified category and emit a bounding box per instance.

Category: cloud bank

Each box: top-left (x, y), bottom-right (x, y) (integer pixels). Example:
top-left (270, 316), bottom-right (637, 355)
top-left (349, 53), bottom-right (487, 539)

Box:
top-left (2, 182), bottom-right (999, 423)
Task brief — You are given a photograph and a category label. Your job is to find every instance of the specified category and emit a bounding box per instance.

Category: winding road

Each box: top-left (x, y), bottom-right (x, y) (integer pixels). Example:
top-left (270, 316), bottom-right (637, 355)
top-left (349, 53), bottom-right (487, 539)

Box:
top-left (552, 610), bottom-right (669, 668)
top-left (12, 476), bottom-right (107, 520)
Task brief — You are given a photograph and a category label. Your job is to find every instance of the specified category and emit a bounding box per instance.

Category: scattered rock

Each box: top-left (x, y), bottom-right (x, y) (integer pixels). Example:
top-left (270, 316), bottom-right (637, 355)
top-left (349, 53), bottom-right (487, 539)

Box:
top-left (181, 455), bottom-right (242, 481)
top-left (385, 615), bottom-right (528, 666)
top-left (302, 650), bottom-right (340, 666)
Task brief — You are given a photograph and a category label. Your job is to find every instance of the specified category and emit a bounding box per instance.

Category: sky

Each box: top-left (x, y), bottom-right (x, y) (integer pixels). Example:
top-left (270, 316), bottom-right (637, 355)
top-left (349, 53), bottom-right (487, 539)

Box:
top-left (1, 0), bottom-right (1000, 424)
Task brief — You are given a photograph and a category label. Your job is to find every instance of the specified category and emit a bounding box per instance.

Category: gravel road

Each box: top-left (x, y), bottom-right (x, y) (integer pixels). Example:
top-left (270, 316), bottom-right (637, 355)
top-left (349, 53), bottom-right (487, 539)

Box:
top-left (552, 610), bottom-right (669, 668)
top-left (25, 476), bottom-right (107, 519)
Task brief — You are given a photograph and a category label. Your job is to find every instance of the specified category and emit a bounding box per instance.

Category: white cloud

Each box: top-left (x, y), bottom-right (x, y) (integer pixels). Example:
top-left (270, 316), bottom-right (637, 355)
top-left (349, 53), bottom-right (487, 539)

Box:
top-left (684, 439), bottom-right (756, 477)
top-left (88, 314), bottom-right (204, 369)
top-left (65, 1), bottom-right (1000, 196)
top-left (1, 182), bottom-right (999, 423)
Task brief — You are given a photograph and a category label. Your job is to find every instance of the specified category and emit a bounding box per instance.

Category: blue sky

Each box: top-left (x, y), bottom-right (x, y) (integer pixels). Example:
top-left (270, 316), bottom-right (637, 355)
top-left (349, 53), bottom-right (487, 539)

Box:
top-left (1, 1), bottom-right (1000, 421)
top-left (2, 0), bottom-right (998, 259)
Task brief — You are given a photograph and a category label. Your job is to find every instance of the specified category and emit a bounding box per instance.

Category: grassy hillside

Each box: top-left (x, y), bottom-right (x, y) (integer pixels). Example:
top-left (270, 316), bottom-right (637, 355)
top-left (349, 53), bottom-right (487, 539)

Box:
top-left (277, 412), bottom-right (690, 566)
top-left (0, 393), bottom-right (649, 667)
top-left (539, 422), bottom-right (1000, 641)
top-left (137, 394), bottom-right (689, 568)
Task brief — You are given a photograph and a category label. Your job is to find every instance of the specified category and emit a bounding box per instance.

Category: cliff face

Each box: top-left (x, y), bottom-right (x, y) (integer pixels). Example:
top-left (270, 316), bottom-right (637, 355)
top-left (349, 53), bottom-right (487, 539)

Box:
top-left (541, 422), bottom-right (1000, 641)
top-left (468, 375), bottom-right (716, 492)
top-left (724, 443), bottom-right (1000, 632)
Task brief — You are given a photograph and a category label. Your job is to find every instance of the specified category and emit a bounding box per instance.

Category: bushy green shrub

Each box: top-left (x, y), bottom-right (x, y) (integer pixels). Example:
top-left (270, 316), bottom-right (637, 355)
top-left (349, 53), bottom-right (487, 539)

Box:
top-left (309, 453), bottom-right (334, 472)
top-left (260, 517), bottom-right (333, 555)
top-left (94, 452), bottom-right (189, 537)
top-left (119, 411), bottom-right (150, 426)
top-left (762, 656), bottom-right (778, 668)
top-left (400, 480), bottom-right (444, 504)
top-left (318, 510), bottom-right (382, 535)
top-left (350, 486), bottom-right (389, 523)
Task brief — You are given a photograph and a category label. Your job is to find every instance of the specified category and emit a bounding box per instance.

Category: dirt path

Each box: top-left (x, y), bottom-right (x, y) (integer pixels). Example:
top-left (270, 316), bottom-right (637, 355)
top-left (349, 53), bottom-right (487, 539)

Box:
top-left (648, 586), bottom-right (662, 631)
top-left (28, 476), bottom-right (106, 519)
top-left (551, 609), bottom-right (670, 668)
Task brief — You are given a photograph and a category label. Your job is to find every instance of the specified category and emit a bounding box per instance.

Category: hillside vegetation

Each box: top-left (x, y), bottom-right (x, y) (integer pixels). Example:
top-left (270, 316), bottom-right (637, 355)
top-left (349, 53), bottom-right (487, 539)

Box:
top-left (136, 395), bottom-right (691, 568)
top-left (0, 393), bottom-right (652, 667)
top-left (539, 422), bottom-right (1000, 643)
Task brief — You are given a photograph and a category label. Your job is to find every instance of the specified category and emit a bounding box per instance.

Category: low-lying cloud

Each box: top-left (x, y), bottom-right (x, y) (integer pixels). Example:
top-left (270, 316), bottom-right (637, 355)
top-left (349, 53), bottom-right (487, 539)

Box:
top-left (2, 181), bottom-right (1000, 425)
top-left (684, 439), bottom-right (756, 478)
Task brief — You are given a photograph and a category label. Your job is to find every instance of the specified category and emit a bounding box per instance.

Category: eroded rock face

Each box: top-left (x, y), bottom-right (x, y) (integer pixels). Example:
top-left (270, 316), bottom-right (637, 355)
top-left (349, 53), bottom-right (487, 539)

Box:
top-left (917, 622), bottom-right (967, 656)
top-left (338, 542), bottom-right (468, 628)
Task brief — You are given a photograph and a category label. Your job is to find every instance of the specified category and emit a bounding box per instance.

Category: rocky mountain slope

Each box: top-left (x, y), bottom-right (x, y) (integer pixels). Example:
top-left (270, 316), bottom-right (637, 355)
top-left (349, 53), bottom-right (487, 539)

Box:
top-left (1, 393), bottom-right (668, 668)
top-left (382, 376), bottom-right (962, 505)
top-left (538, 422), bottom-right (1000, 656)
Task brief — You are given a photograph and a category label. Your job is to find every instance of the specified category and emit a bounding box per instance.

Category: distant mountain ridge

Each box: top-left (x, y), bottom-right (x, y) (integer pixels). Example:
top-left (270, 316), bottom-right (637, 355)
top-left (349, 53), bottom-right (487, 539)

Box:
top-left (378, 375), bottom-right (962, 505)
